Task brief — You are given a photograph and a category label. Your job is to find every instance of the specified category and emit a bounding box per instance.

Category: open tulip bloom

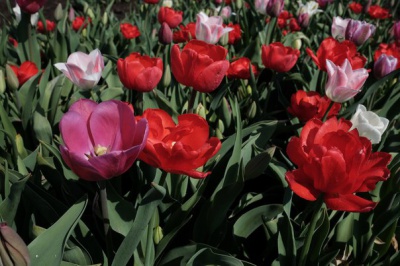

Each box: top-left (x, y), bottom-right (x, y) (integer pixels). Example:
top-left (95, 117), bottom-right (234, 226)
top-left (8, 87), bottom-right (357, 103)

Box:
top-left (54, 49), bottom-right (104, 90)
top-left (59, 99), bottom-right (148, 181)
top-left (325, 59), bottom-right (369, 103)
top-left (195, 12), bottom-right (233, 44)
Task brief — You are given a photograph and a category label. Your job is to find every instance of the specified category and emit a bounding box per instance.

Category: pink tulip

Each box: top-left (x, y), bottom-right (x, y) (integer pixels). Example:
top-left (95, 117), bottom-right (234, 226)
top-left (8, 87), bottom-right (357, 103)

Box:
top-left (195, 12), bottom-right (232, 44)
top-left (345, 19), bottom-right (376, 46)
top-left (331, 16), bottom-right (350, 40)
top-left (255, 0), bottom-right (270, 15)
top-left (59, 99), bottom-right (148, 181)
top-left (325, 59), bottom-right (369, 103)
top-left (54, 49), bottom-right (104, 90)
top-left (374, 54), bottom-right (398, 79)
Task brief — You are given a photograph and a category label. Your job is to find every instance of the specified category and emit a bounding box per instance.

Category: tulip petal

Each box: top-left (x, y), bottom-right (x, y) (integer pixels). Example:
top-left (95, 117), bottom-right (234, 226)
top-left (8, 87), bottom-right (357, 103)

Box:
top-left (89, 101), bottom-right (121, 149)
top-left (194, 60), bottom-right (229, 92)
top-left (59, 111), bottom-right (93, 155)
top-left (60, 147), bottom-right (103, 181)
top-left (134, 66), bottom-right (163, 92)
top-left (285, 169), bottom-right (320, 201)
top-left (324, 193), bottom-right (377, 212)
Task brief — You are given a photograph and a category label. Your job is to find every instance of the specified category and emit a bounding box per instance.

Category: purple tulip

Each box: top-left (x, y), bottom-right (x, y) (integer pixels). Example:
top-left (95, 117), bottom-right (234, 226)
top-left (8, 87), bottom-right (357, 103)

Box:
top-left (374, 54), bottom-right (398, 79)
top-left (345, 19), bottom-right (376, 46)
top-left (195, 12), bottom-right (232, 44)
top-left (54, 49), bottom-right (104, 90)
top-left (325, 59), bottom-right (369, 103)
top-left (59, 99), bottom-right (149, 181)
top-left (267, 0), bottom-right (284, 17)
top-left (391, 21), bottom-right (400, 43)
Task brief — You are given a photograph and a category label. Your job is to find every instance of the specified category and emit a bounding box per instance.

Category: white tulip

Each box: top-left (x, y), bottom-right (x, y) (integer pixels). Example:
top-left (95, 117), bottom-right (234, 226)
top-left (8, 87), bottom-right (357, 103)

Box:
top-left (350, 104), bottom-right (389, 144)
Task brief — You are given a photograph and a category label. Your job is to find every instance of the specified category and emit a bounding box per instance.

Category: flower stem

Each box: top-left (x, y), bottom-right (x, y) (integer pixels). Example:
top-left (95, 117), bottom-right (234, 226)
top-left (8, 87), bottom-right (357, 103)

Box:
top-left (98, 180), bottom-right (113, 261)
top-left (187, 88), bottom-right (197, 114)
top-left (321, 101), bottom-right (335, 122)
top-left (144, 211), bottom-right (156, 266)
top-left (298, 195), bottom-right (324, 266)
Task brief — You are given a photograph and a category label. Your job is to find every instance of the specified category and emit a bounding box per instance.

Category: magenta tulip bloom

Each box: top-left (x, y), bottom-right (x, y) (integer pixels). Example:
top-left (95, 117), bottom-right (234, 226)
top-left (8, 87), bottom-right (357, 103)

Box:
top-left (59, 99), bottom-right (148, 181)
top-left (54, 49), bottom-right (104, 90)
top-left (325, 59), bottom-right (369, 103)
top-left (16, 0), bottom-right (46, 14)
top-left (374, 54), bottom-right (398, 79)
top-left (195, 12), bottom-right (232, 44)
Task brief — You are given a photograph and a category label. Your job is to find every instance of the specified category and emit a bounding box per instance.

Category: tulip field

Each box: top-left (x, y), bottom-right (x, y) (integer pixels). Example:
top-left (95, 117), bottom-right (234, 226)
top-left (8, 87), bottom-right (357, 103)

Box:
top-left (2, 0), bottom-right (400, 265)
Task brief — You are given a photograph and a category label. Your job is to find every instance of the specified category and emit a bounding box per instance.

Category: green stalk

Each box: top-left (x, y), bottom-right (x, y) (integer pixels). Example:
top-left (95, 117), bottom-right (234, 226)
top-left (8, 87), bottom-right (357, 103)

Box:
top-left (298, 196), bottom-right (324, 266)
top-left (98, 180), bottom-right (114, 262)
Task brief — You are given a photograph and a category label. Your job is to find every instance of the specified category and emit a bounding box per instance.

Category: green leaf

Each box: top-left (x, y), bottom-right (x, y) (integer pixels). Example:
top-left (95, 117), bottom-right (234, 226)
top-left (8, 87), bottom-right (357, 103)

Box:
top-left (106, 183), bottom-right (135, 236)
top-left (233, 204), bottom-right (283, 238)
top-left (0, 172), bottom-right (29, 224)
top-left (29, 196), bottom-right (88, 266)
top-left (277, 211), bottom-right (296, 266)
top-left (244, 147), bottom-right (275, 180)
top-left (112, 183), bottom-right (166, 266)
top-left (187, 248), bottom-right (245, 266)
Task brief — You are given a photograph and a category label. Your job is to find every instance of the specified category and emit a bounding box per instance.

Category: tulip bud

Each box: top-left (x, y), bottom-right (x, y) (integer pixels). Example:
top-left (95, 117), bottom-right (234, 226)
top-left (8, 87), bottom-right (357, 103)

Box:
top-left (68, 7), bottom-right (75, 22)
top-left (246, 101), bottom-right (257, 119)
top-left (0, 69), bottom-right (6, 94)
top-left (196, 103), bottom-right (207, 119)
top-left (159, 22), bottom-right (173, 44)
top-left (292, 38), bottom-right (302, 50)
top-left (216, 128), bottom-right (224, 139)
top-left (5, 65), bottom-right (19, 91)
top-left (153, 226), bottom-right (164, 245)
top-left (162, 0), bottom-right (173, 7)
top-left (162, 64), bottom-right (171, 87)
top-left (102, 12), bottom-right (108, 26)
top-left (266, 0), bottom-right (284, 17)
top-left (236, 0), bottom-right (243, 9)
top-left (82, 28), bottom-right (87, 37)
top-left (221, 98), bottom-right (232, 128)
top-left (0, 222), bottom-right (30, 266)
top-left (374, 54), bottom-right (398, 79)
top-left (16, 134), bottom-right (28, 158)
top-left (54, 3), bottom-right (63, 21)
top-left (217, 119), bottom-right (225, 134)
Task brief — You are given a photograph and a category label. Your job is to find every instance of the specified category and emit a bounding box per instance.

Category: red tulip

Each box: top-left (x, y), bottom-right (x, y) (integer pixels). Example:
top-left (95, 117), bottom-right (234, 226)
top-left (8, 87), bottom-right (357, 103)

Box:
top-left (144, 0), bottom-right (159, 4)
top-left (368, 5), bottom-right (391, 19)
top-left (261, 42), bottom-right (300, 72)
top-left (306, 37), bottom-right (367, 71)
top-left (137, 108), bottom-right (221, 178)
top-left (117, 53), bottom-right (163, 92)
top-left (37, 19), bottom-right (56, 33)
top-left (120, 23), bottom-right (141, 39)
top-left (72, 16), bottom-right (91, 31)
top-left (10, 61), bottom-right (39, 86)
top-left (173, 22), bottom-right (196, 43)
top-left (16, 0), bottom-right (46, 14)
top-left (226, 23), bottom-right (241, 45)
top-left (158, 7), bottom-right (183, 29)
top-left (287, 90), bottom-right (341, 122)
top-left (171, 40), bottom-right (229, 92)
top-left (227, 57), bottom-right (258, 79)
top-left (348, 2), bottom-right (363, 13)
top-left (285, 117), bottom-right (391, 212)
top-left (59, 99), bottom-right (148, 181)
